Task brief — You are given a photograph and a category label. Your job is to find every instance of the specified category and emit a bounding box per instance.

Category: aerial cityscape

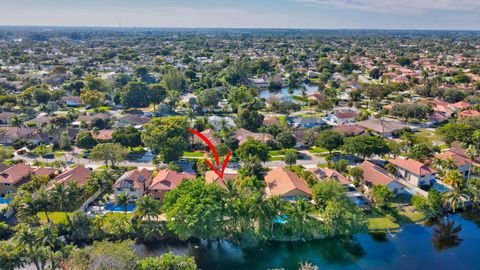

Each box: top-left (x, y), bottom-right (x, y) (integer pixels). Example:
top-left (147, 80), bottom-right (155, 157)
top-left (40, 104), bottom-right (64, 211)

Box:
top-left (1, 1), bottom-right (480, 270)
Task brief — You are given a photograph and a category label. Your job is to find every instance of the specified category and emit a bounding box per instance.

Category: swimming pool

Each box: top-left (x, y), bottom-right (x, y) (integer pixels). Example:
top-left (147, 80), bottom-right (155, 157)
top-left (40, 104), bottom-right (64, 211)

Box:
top-left (0, 198), bottom-right (11, 204)
top-left (274, 215), bottom-right (288, 224)
top-left (104, 202), bottom-right (136, 212)
top-left (431, 182), bottom-right (451, 193)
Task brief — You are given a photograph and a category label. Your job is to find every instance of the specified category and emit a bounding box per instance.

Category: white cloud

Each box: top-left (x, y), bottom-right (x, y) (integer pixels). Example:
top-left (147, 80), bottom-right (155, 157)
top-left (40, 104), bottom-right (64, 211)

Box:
top-left (296, 0), bottom-right (480, 14)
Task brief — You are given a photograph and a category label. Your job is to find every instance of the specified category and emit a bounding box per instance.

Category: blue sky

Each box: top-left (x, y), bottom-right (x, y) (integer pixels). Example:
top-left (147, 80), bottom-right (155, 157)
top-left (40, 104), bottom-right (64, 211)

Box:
top-left (1, 0), bottom-right (479, 30)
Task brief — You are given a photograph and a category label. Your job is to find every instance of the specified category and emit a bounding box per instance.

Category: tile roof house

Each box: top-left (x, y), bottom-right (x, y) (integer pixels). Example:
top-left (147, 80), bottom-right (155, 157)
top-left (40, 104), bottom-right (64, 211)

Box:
top-left (357, 119), bottom-right (406, 137)
top-left (0, 127), bottom-right (41, 145)
top-left (115, 114), bottom-right (151, 128)
top-left (388, 157), bottom-right (437, 186)
top-left (435, 150), bottom-right (473, 178)
top-left (0, 112), bottom-right (15, 124)
top-left (0, 163), bottom-right (33, 197)
top-left (333, 124), bottom-right (367, 136)
top-left (91, 129), bottom-right (114, 141)
top-left (33, 167), bottom-right (57, 178)
top-left (194, 129), bottom-right (222, 146)
top-left (309, 167), bottom-right (351, 185)
top-left (205, 171), bottom-right (238, 189)
top-left (458, 110), bottom-right (480, 119)
top-left (50, 165), bottom-right (92, 187)
top-left (234, 128), bottom-right (273, 145)
top-left (449, 101), bottom-right (471, 111)
top-left (113, 169), bottom-right (153, 200)
top-left (264, 167), bottom-right (312, 200)
top-left (149, 169), bottom-right (195, 201)
top-left (357, 161), bottom-right (406, 193)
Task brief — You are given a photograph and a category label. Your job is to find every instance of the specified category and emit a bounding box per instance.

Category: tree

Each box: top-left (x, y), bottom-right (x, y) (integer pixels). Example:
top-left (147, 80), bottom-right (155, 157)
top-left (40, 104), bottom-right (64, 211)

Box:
top-left (165, 90), bottom-right (181, 109)
top-left (135, 195), bottom-right (161, 222)
top-left (437, 123), bottom-right (474, 145)
top-left (284, 149), bottom-right (297, 167)
top-left (390, 103), bottom-right (432, 122)
top-left (89, 143), bottom-right (127, 168)
top-left (32, 87), bottom-right (51, 104)
top-left (407, 142), bottom-right (440, 162)
top-left (370, 185), bottom-right (393, 209)
top-left (467, 177), bottom-right (480, 208)
top-left (121, 81), bottom-right (150, 109)
top-left (32, 188), bottom-right (52, 223)
top-left (342, 136), bottom-right (389, 160)
top-left (80, 90), bottom-right (105, 108)
top-left (276, 130), bottom-right (296, 149)
top-left (115, 192), bottom-right (134, 214)
top-left (197, 88), bottom-right (222, 110)
top-left (0, 241), bottom-right (25, 270)
top-left (349, 167), bottom-right (364, 186)
top-left (76, 131), bottom-right (97, 149)
top-left (142, 116), bottom-right (188, 157)
top-left (148, 83), bottom-right (167, 110)
top-left (443, 169), bottom-right (464, 190)
top-left (137, 253), bottom-right (197, 270)
top-left (322, 199), bottom-right (368, 237)
top-left (285, 199), bottom-right (316, 240)
top-left (316, 130), bottom-right (344, 155)
top-left (50, 183), bottom-right (78, 223)
top-left (162, 179), bottom-right (225, 240)
top-left (162, 69), bottom-right (187, 91)
top-left (236, 138), bottom-right (270, 162)
top-left (236, 106), bottom-right (264, 131)
top-left (312, 180), bottom-right (346, 210)
top-left (112, 127), bottom-right (142, 148)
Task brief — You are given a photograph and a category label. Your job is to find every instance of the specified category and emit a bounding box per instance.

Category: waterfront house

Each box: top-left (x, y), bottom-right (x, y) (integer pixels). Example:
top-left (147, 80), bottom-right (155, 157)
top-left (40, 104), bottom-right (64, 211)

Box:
top-left (149, 169), bottom-right (195, 201)
top-left (435, 150), bottom-right (473, 178)
top-left (0, 163), bottom-right (33, 197)
top-left (264, 167), bottom-right (312, 201)
top-left (357, 161), bottom-right (406, 194)
top-left (50, 165), bottom-right (92, 187)
top-left (113, 168), bottom-right (153, 200)
top-left (388, 157), bottom-right (437, 186)
top-left (205, 171), bottom-right (238, 189)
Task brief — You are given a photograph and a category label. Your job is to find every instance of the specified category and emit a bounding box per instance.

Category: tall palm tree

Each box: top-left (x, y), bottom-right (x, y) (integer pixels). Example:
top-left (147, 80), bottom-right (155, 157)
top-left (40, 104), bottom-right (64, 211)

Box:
top-left (134, 195), bottom-right (161, 222)
top-left (465, 145), bottom-right (478, 180)
top-left (443, 170), bottom-right (464, 190)
top-left (285, 199), bottom-right (314, 240)
top-left (8, 115), bottom-right (24, 138)
top-left (115, 192), bottom-right (134, 215)
top-left (33, 188), bottom-right (52, 223)
top-left (260, 196), bottom-right (284, 239)
top-left (443, 187), bottom-right (467, 213)
top-left (50, 183), bottom-right (74, 223)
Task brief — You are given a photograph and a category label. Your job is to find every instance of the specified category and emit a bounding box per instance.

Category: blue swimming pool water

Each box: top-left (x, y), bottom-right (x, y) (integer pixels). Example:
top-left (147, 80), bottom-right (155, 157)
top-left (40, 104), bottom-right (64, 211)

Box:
top-left (274, 215), bottom-right (288, 224)
top-left (104, 202), bottom-right (136, 212)
top-left (0, 198), bottom-right (11, 204)
top-left (432, 182), bottom-right (451, 193)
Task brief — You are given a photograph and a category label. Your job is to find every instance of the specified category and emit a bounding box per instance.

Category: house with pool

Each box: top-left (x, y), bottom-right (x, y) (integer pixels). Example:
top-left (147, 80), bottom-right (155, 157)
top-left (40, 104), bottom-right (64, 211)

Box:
top-left (388, 157), bottom-right (437, 187)
top-left (113, 168), bottom-right (153, 200)
top-left (149, 169), bottom-right (195, 201)
top-left (357, 160), bottom-right (407, 194)
top-left (0, 163), bottom-right (33, 198)
top-left (264, 167), bottom-right (312, 201)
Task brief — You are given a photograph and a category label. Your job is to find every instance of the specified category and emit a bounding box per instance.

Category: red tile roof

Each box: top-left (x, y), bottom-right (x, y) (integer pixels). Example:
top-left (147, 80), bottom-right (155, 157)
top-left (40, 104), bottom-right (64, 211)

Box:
top-left (150, 169), bottom-right (195, 191)
top-left (92, 130), bottom-right (114, 141)
top-left (389, 157), bottom-right (437, 176)
top-left (264, 167), bottom-right (312, 197)
top-left (0, 163), bottom-right (32, 184)
top-left (113, 168), bottom-right (153, 189)
top-left (52, 165), bottom-right (92, 186)
top-left (435, 150), bottom-right (473, 167)
top-left (205, 171), bottom-right (238, 189)
top-left (357, 161), bottom-right (394, 186)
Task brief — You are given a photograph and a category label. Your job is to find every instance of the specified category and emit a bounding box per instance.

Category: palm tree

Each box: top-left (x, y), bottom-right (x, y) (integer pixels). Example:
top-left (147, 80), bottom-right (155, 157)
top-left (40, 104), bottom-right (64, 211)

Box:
top-left (443, 170), bottom-right (464, 190)
top-left (465, 145), bottom-right (478, 180)
top-left (443, 187), bottom-right (467, 213)
top-left (115, 192), bottom-right (134, 215)
top-left (260, 196), bottom-right (284, 239)
top-left (285, 199), bottom-right (314, 240)
top-left (134, 195), bottom-right (161, 222)
top-left (9, 115), bottom-right (24, 138)
top-left (33, 188), bottom-right (52, 223)
top-left (284, 149), bottom-right (297, 167)
top-left (50, 183), bottom-right (74, 223)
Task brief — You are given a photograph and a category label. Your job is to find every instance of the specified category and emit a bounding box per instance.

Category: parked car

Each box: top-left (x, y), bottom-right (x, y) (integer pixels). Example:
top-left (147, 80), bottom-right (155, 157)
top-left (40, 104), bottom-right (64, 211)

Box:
top-left (42, 153), bottom-right (55, 159)
top-left (82, 151), bottom-right (90, 158)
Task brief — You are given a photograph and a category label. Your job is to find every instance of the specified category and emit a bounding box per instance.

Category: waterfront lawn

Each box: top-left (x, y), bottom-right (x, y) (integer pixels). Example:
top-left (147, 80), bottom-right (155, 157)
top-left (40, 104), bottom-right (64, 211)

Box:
top-left (366, 212), bottom-right (400, 231)
top-left (398, 206), bottom-right (426, 224)
top-left (38, 212), bottom-right (74, 224)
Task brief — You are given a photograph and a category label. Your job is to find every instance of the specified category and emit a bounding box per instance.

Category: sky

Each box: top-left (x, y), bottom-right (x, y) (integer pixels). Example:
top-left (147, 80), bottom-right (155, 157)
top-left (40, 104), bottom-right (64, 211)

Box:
top-left (1, 0), bottom-right (480, 30)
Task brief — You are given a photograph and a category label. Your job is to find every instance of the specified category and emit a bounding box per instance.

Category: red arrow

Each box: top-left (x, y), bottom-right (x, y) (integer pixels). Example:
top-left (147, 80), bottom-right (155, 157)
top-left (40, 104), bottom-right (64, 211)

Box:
top-left (187, 128), bottom-right (232, 179)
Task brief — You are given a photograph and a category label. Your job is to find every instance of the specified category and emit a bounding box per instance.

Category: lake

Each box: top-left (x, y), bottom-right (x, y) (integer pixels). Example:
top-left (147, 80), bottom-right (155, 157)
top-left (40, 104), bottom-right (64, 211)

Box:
top-left (258, 84), bottom-right (319, 100)
top-left (135, 213), bottom-right (480, 270)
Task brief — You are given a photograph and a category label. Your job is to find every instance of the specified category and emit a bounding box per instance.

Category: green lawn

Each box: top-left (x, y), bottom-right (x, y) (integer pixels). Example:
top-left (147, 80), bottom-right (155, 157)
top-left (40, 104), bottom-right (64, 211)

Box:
top-left (269, 150), bottom-right (286, 156)
top-left (37, 212), bottom-right (74, 224)
top-left (183, 151), bottom-right (205, 158)
top-left (398, 206), bottom-right (426, 224)
top-left (86, 106), bottom-right (112, 113)
top-left (309, 147), bottom-right (328, 154)
top-left (366, 212), bottom-right (400, 231)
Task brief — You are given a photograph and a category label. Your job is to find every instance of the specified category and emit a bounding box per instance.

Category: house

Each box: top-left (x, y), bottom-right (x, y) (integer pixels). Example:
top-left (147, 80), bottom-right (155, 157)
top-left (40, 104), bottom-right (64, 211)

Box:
top-left (435, 150), bottom-right (473, 178)
top-left (0, 112), bottom-right (15, 124)
top-left (333, 124), bottom-right (367, 136)
top-left (426, 111), bottom-right (449, 126)
top-left (263, 116), bottom-right (280, 127)
top-left (234, 128), bottom-right (273, 145)
top-left (50, 165), bottom-right (92, 187)
top-left (357, 161), bottom-right (406, 194)
top-left (458, 110), bottom-right (480, 119)
top-left (193, 129), bottom-right (222, 146)
top-left (289, 116), bottom-right (325, 129)
top-left (28, 115), bottom-right (54, 128)
top-left (324, 109), bottom-right (358, 125)
top-left (292, 130), bottom-right (306, 148)
top-left (309, 167), bottom-right (351, 185)
top-left (207, 115), bottom-right (236, 131)
top-left (72, 113), bottom-right (111, 128)
top-left (115, 114), bottom-right (151, 128)
top-left (149, 169), bottom-right (195, 201)
top-left (61, 96), bottom-right (82, 107)
top-left (33, 167), bottom-right (57, 179)
top-left (205, 171), bottom-right (238, 189)
top-left (92, 130), bottom-right (114, 141)
top-left (264, 167), bottom-right (312, 200)
top-left (248, 78), bottom-right (268, 88)
top-left (388, 157), bottom-right (437, 186)
top-left (0, 163), bottom-right (33, 197)
top-left (113, 169), bottom-right (153, 200)
top-left (357, 119), bottom-right (406, 137)
top-left (449, 101), bottom-right (471, 111)
top-left (0, 127), bottom-right (41, 145)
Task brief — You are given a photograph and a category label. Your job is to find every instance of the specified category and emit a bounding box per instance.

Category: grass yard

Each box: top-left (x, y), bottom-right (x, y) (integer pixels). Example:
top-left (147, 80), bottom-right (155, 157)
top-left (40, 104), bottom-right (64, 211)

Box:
top-left (37, 212), bottom-right (74, 224)
top-left (309, 147), bottom-right (328, 154)
top-left (183, 151), bottom-right (205, 158)
top-left (366, 212), bottom-right (400, 231)
top-left (86, 106), bottom-right (112, 113)
top-left (398, 206), bottom-right (426, 224)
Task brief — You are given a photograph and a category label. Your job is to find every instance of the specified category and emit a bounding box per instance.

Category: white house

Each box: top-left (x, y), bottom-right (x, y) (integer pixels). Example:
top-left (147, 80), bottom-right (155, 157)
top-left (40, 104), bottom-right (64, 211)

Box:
top-left (207, 115), bottom-right (236, 131)
top-left (388, 157), bottom-right (437, 186)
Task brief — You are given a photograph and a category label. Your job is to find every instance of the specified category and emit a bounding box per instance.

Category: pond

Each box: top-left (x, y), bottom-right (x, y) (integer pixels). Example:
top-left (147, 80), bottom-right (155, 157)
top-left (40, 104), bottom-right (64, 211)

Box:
top-left (258, 84), bottom-right (319, 100)
top-left (135, 213), bottom-right (480, 270)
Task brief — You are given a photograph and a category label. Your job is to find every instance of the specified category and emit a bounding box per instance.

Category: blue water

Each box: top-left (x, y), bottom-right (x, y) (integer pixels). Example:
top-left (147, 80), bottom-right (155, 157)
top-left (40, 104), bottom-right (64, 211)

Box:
top-left (135, 214), bottom-right (480, 270)
top-left (104, 202), bottom-right (136, 212)
top-left (258, 84), bottom-right (318, 99)
top-left (0, 198), bottom-right (11, 204)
